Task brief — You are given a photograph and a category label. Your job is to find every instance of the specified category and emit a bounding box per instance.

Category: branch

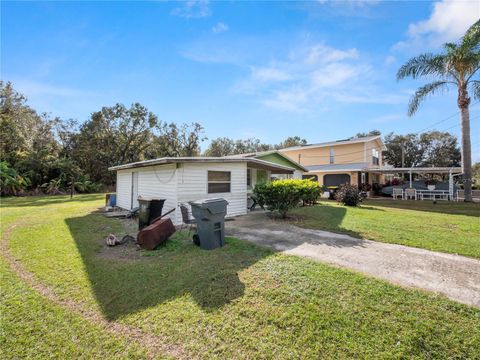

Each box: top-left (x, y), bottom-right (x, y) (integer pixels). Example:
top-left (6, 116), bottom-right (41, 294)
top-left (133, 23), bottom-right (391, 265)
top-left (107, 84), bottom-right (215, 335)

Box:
top-left (461, 19), bottom-right (480, 52)
top-left (471, 80), bottom-right (480, 100)
top-left (397, 53), bottom-right (448, 81)
top-left (408, 81), bottom-right (450, 116)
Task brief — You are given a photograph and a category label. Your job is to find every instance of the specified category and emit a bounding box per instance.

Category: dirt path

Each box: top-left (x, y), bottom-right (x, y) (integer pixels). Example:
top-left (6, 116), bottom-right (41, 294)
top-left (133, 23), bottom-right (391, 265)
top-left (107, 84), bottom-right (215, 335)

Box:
top-left (226, 212), bottom-right (480, 308)
top-left (1, 223), bottom-right (189, 360)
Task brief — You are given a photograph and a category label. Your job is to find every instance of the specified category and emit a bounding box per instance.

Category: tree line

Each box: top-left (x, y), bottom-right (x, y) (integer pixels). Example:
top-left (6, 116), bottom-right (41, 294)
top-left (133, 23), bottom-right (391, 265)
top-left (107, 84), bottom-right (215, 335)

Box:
top-left (0, 81), bottom-right (468, 196)
top-left (0, 82), bottom-right (310, 196)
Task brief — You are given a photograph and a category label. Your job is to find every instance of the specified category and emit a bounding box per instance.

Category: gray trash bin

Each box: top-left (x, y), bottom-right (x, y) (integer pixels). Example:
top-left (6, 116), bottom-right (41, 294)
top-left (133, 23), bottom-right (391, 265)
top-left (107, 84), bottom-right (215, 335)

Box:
top-left (189, 198), bottom-right (229, 250)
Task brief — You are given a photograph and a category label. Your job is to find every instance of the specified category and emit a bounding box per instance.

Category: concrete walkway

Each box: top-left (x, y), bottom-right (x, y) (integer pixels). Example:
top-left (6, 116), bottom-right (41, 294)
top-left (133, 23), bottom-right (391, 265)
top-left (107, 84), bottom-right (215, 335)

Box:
top-left (225, 212), bottom-right (480, 308)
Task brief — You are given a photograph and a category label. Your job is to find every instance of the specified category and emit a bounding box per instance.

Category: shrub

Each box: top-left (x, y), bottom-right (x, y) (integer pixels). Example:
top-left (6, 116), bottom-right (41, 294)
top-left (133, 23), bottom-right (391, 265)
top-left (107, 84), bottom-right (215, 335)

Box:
top-left (0, 161), bottom-right (31, 196)
top-left (335, 184), bottom-right (361, 206)
top-left (41, 178), bottom-right (64, 195)
top-left (253, 179), bottom-right (320, 218)
top-left (74, 174), bottom-right (103, 193)
top-left (299, 179), bottom-right (321, 205)
top-left (359, 183), bottom-right (372, 192)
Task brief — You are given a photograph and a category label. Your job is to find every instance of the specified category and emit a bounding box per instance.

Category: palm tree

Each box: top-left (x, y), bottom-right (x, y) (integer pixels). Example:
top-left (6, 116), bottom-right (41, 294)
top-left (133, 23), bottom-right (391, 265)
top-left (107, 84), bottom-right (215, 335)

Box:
top-left (397, 20), bottom-right (480, 202)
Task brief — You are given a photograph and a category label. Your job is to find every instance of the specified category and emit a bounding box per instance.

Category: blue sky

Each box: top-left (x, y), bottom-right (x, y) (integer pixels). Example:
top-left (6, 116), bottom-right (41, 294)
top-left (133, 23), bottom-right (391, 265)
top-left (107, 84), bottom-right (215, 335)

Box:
top-left (1, 0), bottom-right (479, 159)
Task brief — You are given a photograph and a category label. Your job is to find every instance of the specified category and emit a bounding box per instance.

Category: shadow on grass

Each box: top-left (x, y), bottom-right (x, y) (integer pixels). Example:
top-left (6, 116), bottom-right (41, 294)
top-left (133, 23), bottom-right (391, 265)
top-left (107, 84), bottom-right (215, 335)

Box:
top-left (65, 213), bottom-right (270, 320)
top-left (0, 194), bottom-right (103, 208)
top-left (363, 199), bottom-right (480, 217)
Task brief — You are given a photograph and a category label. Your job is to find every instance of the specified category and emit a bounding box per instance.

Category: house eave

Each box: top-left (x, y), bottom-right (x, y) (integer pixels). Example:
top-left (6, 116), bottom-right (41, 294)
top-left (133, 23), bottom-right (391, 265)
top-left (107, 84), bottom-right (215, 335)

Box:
top-left (108, 157), bottom-right (295, 174)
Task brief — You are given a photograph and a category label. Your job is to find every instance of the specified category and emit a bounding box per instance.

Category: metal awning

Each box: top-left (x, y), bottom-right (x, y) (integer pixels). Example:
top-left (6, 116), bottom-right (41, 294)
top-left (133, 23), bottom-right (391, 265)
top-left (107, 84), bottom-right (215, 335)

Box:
top-left (365, 167), bottom-right (462, 174)
top-left (365, 167), bottom-right (463, 197)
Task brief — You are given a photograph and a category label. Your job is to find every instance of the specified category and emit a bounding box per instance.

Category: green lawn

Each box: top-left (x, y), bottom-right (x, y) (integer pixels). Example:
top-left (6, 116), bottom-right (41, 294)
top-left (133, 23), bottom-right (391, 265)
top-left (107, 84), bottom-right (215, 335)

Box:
top-left (291, 199), bottom-right (480, 258)
top-left (1, 195), bottom-right (480, 359)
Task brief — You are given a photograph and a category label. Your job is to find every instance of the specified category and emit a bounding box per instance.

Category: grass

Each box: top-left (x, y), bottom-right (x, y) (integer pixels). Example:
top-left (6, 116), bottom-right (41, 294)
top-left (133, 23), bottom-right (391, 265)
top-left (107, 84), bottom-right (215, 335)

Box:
top-left (1, 194), bottom-right (480, 359)
top-left (0, 259), bottom-right (150, 359)
top-left (291, 199), bottom-right (480, 258)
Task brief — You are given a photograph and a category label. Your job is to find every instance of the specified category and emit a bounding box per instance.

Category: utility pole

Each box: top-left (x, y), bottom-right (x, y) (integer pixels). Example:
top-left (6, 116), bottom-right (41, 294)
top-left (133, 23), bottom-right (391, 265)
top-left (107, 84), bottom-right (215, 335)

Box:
top-left (401, 145), bottom-right (405, 168)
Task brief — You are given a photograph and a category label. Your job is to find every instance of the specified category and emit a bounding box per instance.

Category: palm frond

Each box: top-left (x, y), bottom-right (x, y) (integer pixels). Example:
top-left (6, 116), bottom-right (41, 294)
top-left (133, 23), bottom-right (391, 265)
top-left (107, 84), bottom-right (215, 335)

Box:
top-left (408, 81), bottom-right (450, 116)
top-left (471, 80), bottom-right (480, 100)
top-left (397, 53), bottom-right (448, 81)
top-left (461, 19), bottom-right (480, 52)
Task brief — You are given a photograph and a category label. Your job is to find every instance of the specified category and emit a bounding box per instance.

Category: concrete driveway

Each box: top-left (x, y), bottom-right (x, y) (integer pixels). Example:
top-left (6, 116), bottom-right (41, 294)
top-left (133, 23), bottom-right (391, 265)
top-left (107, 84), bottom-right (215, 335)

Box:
top-left (225, 212), bottom-right (480, 308)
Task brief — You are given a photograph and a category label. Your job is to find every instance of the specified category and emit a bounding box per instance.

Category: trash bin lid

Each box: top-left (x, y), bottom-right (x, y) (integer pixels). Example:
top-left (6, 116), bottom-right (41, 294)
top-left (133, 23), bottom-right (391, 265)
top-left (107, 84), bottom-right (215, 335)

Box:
top-left (189, 198), bottom-right (228, 214)
top-left (190, 198), bottom-right (228, 205)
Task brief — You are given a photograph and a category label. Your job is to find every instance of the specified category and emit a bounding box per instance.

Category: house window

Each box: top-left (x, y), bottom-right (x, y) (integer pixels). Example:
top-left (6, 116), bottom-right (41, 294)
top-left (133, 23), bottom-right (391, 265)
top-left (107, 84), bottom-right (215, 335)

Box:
top-left (208, 171), bottom-right (231, 193)
top-left (372, 149), bottom-right (379, 165)
top-left (329, 147), bottom-right (335, 164)
top-left (247, 169), bottom-right (251, 187)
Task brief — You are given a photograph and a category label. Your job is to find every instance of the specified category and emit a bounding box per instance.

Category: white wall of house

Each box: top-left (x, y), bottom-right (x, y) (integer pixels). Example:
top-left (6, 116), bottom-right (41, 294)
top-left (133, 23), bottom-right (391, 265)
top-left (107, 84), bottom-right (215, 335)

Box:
top-left (137, 164), bottom-right (178, 224)
top-left (115, 162), bottom-right (249, 226)
top-left (177, 162), bottom-right (247, 221)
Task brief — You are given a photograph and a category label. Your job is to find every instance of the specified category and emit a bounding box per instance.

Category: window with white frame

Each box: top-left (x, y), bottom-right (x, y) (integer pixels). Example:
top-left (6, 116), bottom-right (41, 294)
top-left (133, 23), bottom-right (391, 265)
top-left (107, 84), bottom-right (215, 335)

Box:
top-left (372, 149), bottom-right (379, 165)
top-left (329, 147), bottom-right (335, 164)
top-left (208, 171), bottom-right (231, 193)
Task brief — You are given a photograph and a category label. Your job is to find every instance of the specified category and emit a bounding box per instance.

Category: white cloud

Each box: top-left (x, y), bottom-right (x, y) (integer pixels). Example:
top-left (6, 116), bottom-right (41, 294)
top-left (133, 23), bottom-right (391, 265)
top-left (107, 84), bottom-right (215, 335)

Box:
top-left (263, 88), bottom-right (309, 112)
top-left (303, 44), bottom-right (359, 65)
top-left (384, 55), bottom-right (396, 65)
top-left (251, 67), bottom-right (291, 82)
top-left (183, 38), bottom-right (403, 112)
top-left (237, 43), bottom-right (390, 112)
top-left (212, 22), bottom-right (228, 34)
top-left (394, 0), bottom-right (479, 51)
top-left (171, 0), bottom-right (211, 19)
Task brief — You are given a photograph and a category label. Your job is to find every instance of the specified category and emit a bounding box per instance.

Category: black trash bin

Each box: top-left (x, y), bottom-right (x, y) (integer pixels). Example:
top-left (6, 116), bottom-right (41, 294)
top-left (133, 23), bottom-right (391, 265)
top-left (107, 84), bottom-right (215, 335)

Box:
top-left (138, 197), bottom-right (166, 230)
top-left (189, 198), bottom-right (229, 250)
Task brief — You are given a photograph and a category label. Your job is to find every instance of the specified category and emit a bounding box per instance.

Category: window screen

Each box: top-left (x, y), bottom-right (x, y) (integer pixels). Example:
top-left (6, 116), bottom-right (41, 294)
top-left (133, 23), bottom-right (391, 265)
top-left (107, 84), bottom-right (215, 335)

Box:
top-left (372, 149), bottom-right (379, 165)
top-left (208, 171), bottom-right (231, 193)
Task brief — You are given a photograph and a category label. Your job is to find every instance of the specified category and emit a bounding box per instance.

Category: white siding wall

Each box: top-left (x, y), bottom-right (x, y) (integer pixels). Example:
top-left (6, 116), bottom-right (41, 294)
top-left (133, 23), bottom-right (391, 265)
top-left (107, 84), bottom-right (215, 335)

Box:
top-left (116, 170), bottom-right (132, 209)
top-left (176, 162), bottom-right (247, 222)
top-left (137, 164), bottom-right (178, 224)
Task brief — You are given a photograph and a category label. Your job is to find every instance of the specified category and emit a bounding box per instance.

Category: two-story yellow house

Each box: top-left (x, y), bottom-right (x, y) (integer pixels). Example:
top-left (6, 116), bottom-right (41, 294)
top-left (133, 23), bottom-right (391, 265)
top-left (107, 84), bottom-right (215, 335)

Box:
top-left (279, 135), bottom-right (387, 187)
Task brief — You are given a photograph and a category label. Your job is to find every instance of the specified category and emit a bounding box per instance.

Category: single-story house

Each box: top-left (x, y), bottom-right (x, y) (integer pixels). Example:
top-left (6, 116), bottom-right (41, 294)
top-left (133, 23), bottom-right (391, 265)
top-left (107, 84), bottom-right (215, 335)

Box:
top-left (108, 157), bottom-right (295, 225)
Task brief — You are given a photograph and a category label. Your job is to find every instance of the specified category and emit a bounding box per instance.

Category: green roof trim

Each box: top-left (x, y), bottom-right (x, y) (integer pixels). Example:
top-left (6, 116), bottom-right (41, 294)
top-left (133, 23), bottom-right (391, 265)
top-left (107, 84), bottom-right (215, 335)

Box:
top-left (255, 153), bottom-right (305, 171)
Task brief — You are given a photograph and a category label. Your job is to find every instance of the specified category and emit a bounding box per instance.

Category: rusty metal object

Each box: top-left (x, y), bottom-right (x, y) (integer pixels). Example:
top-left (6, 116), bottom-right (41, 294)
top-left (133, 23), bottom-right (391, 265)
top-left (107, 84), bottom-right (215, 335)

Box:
top-left (137, 218), bottom-right (176, 250)
top-left (136, 208), bottom-right (176, 250)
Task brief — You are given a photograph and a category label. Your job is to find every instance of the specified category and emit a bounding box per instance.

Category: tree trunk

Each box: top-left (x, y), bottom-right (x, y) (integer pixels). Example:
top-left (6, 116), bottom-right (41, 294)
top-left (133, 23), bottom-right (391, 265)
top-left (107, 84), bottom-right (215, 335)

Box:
top-left (458, 86), bottom-right (472, 202)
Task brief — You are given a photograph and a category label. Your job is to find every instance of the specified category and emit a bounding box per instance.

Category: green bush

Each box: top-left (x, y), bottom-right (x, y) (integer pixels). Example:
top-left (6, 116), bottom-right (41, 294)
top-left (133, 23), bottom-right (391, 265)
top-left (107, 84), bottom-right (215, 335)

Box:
top-left (253, 179), bottom-right (320, 218)
top-left (335, 184), bottom-right (361, 206)
top-left (0, 161), bottom-right (31, 196)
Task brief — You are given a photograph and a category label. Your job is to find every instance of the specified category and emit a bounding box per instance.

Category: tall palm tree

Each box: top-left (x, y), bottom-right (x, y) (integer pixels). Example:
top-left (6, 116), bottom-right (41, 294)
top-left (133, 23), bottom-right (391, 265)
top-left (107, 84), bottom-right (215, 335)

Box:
top-left (397, 20), bottom-right (480, 202)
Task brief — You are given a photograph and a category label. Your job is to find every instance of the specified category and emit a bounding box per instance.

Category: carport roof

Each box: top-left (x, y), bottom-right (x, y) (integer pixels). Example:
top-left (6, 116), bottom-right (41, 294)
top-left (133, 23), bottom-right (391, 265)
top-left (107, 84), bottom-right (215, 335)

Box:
top-left (365, 167), bottom-right (463, 174)
top-left (108, 157), bottom-right (295, 174)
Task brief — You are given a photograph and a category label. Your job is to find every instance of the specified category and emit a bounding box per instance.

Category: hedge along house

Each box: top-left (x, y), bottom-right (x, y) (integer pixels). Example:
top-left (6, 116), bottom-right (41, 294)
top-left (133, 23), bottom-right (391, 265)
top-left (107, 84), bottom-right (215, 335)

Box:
top-left (108, 157), bottom-right (295, 225)
top-left (229, 150), bottom-right (308, 192)
top-left (279, 135), bottom-right (387, 188)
